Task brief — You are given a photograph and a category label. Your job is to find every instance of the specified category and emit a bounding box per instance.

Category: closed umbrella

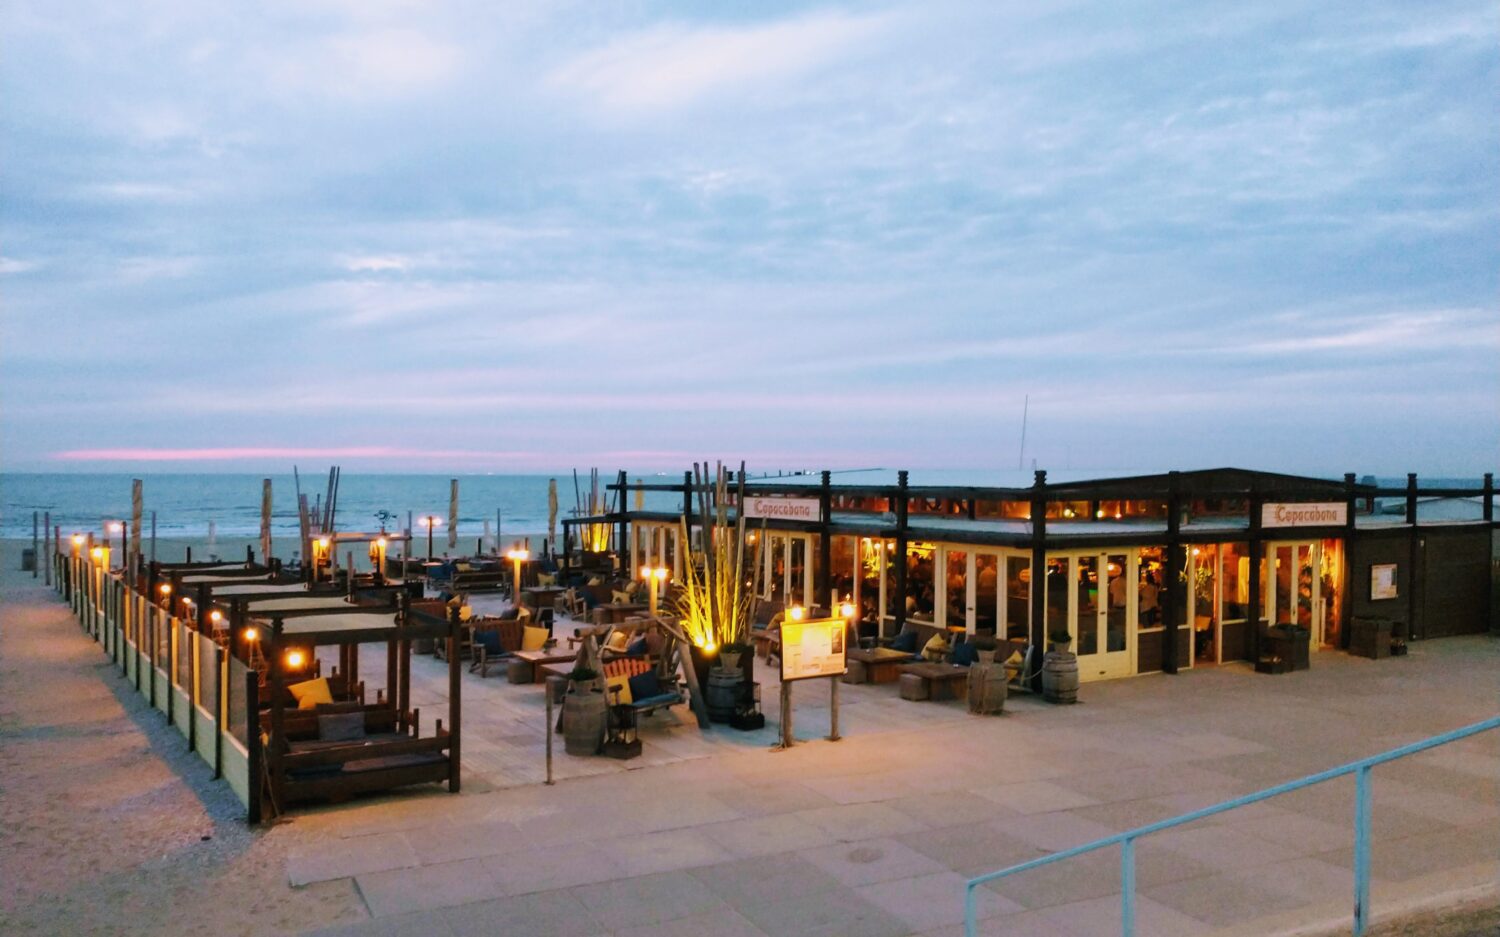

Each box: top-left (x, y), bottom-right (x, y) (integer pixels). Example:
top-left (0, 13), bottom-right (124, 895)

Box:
top-left (130, 479), bottom-right (143, 582)
top-left (634, 478), bottom-right (644, 511)
top-left (547, 479), bottom-right (558, 552)
top-left (260, 479), bottom-right (273, 564)
top-left (447, 479), bottom-right (458, 550)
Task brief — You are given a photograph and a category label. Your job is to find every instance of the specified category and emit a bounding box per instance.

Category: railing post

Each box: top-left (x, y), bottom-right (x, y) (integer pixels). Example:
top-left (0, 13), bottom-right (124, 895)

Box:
top-left (1353, 764), bottom-right (1372, 935)
top-left (1121, 836), bottom-right (1136, 937)
top-left (963, 881), bottom-right (977, 937)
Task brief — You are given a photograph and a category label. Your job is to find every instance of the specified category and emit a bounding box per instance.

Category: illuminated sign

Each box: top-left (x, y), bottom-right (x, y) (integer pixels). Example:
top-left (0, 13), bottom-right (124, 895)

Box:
top-left (780, 616), bottom-right (847, 682)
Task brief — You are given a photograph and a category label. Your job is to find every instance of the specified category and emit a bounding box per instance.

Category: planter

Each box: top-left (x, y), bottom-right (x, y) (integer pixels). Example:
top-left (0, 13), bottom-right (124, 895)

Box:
top-left (1264, 625), bottom-right (1311, 671)
top-left (705, 667), bottom-right (744, 723)
top-left (562, 688), bottom-right (607, 756)
top-left (688, 643), bottom-right (753, 696)
top-left (1042, 646), bottom-right (1078, 704)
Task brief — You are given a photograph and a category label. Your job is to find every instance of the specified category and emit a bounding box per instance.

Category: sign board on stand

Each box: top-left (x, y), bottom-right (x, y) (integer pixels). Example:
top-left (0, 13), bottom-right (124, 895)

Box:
top-left (775, 615), bottom-right (848, 749)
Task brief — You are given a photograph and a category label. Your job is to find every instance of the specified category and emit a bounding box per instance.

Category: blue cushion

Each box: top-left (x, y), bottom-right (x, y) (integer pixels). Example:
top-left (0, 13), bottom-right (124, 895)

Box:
top-left (627, 669), bottom-right (661, 702)
top-left (952, 640), bottom-right (978, 667)
top-left (892, 630), bottom-right (918, 653)
top-left (625, 636), bottom-right (649, 657)
top-left (633, 692), bottom-right (682, 709)
top-left (476, 630), bottom-right (503, 654)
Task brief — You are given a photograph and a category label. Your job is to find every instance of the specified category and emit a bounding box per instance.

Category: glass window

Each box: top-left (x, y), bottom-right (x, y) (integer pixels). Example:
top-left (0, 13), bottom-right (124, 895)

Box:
top-left (1006, 556), bottom-right (1031, 640)
top-left (1137, 547), bottom-right (1164, 629)
top-left (944, 549), bottom-right (967, 629)
top-left (1221, 543), bottom-right (1249, 622)
top-left (1105, 554), bottom-right (1128, 652)
top-left (1045, 557), bottom-right (1069, 640)
top-left (975, 553), bottom-right (999, 634)
top-left (905, 542), bottom-right (936, 623)
top-left (1076, 556), bottom-right (1099, 655)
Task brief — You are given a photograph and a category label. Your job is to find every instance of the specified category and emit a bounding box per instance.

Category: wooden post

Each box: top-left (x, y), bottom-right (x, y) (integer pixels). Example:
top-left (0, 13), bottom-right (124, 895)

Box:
top-left (43, 513), bottom-right (51, 586)
top-left (1248, 483), bottom-right (1263, 664)
top-left (1341, 472), bottom-right (1357, 650)
top-left (1406, 473), bottom-right (1419, 641)
top-left (245, 669), bottom-right (262, 823)
top-left (1029, 470), bottom-right (1048, 693)
top-left (1163, 472), bottom-right (1182, 675)
top-left (31, 511), bottom-right (38, 578)
top-left (267, 617), bottom-right (286, 816)
top-left (894, 471), bottom-right (910, 633)
top-left (818, 471), bottom-right (833, 609)
top-left (827, 675), bottom-right (840, 741)
top-left (214, 645), bottom-right (226, 779)
top-left (447, 606), bottom-right (461, 793)
top-left (778, 679), bottom-right (793, 749)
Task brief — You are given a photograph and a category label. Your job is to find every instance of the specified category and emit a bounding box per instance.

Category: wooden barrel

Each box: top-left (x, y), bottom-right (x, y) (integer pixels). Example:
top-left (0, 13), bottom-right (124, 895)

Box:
top-left (705, 667), bottom-right (743, 723)
top-left (562, 689), bottom-right (607, 755)
top-left (967, 656), bottom-right (1007, 715)
top-left (1042, 650), bottom-right (1079, 704)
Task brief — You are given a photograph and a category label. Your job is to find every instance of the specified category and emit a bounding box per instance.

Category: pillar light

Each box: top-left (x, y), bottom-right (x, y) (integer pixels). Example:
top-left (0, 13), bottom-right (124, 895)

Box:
top-left (789, 605), bottom-right (806, 621)
top-left (285, 649), bottom-right (305, 669)
top-left (159, 583), bottom-right (172, 596)
top-left (243, 626), bottom-right (258, 642)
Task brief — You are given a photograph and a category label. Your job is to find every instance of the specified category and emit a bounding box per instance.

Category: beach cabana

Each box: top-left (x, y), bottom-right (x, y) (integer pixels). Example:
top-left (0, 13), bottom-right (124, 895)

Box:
top-left (247, 597), bottom-right (461, 818)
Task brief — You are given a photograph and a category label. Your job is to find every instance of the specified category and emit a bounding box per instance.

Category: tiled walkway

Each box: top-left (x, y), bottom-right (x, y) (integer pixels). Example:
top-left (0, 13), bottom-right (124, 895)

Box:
top-left (292, 618), bottom-right (1499, 936)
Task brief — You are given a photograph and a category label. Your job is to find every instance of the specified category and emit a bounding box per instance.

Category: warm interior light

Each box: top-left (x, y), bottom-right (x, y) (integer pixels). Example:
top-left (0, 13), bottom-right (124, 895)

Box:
top-left (1114, 511), bottom-right (1122, 519)
top-left (209, 610), bottom-right (223, 623)
top-left (159, 583), bottom-right (172, 595)
top-left (90, 547), bottom-right (104, 560)
top-left (1096, 509), bottom-right (1105, 518)
top-left (285, 649), bottom-right (305, 669)
top-left (71, 534), bottom-right (84, 546)
top-left (243, 626), bottom-right (258, 642)
top-left (789, 606), bottom-right (805, 621)
top-left (317, 537), bottom-right (330, 548)
top-left (1192, 547), bottom-right (1201, 556)
top-left (507, 549), bottom-right (529, 562)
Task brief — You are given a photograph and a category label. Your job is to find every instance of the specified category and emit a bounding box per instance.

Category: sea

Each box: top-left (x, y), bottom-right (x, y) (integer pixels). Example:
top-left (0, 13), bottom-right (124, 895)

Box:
top-left (0, 473), bottom-right (686, 541)
top-left (1, 471), bottom-right (1487, 541)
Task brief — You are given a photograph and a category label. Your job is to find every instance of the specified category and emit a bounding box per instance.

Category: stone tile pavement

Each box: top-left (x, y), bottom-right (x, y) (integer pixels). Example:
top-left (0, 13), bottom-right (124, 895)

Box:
top-left (290, 631), bottom-right (1499, 936)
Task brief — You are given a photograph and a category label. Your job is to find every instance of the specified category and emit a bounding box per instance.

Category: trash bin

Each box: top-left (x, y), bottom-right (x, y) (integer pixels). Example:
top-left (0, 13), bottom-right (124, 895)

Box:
top-left (1349, 617), bottom-right (1392, 659)
top-left (20, 548), bottom-right (36, 571)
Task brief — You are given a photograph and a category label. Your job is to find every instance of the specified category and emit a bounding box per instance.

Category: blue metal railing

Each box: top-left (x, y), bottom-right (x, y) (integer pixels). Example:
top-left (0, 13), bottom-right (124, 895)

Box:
top-left (964, 715), bottom-right (1500, 937)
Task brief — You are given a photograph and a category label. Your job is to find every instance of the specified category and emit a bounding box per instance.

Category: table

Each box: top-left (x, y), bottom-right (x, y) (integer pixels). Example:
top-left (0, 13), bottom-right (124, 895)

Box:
top-left (897, 662), bottom-right (969, 701)
top-left (846, 647), bottom-right (916, 684)
top-left (593, 602), bottom-right (648, 625)
top-left (522, 586), bottom-right (566, 610)
top-left (508, 648), bottom-right (576, 684)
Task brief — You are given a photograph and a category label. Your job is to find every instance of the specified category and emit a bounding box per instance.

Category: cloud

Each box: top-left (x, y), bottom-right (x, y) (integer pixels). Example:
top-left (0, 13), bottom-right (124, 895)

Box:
top-left (548, 10), bottom-right (890, 115)
top-left (266, 28), bottom-right (463, 100)
top-left (343, 254), bottom-right (415, 273)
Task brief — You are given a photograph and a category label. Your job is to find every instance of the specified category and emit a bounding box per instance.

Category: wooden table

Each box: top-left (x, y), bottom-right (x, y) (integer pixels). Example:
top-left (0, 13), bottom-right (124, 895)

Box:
top-left (522, 586), bottom-right (566, 610)
top-left (898, 662), bottom-right (969, 701)
top-left (594, 602), bottom-right (648, 625)
top-left (847, 647), bottom-right (916, 684)
top-left (508, 648), bottom-right (575, 684)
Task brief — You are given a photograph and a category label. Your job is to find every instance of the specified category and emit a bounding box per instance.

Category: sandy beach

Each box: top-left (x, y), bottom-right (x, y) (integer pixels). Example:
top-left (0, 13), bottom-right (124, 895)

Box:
top-left (0, 539), bottom-right (367, 935)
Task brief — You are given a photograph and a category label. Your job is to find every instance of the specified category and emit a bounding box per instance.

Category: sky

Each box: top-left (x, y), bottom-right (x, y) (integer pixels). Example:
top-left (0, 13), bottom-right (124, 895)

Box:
top-left (2, 1), bottom-right (1497, 477)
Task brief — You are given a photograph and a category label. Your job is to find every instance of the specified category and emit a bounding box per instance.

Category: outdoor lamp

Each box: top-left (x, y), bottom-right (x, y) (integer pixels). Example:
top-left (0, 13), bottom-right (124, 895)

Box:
top-left (418, 516), bottom-right (442, 559)
top-left (242, 626), bottom-right (258, 643)
top-left (159, 583), bottom-right (172, 596)
top-left (507, 548), bottom-right (529, 599)
top-left (90, 547), bottom-right (104, 562)
top-left (641, 566), bottom-right (668, 615)
top-left (209, 609), bottom-right (223, 625)
top-left (789, 605), bottom-right (805, 621)
top-left (839, 601), bottom-right (856, 620)
top-left (285, 649), bottom-right (305, 669)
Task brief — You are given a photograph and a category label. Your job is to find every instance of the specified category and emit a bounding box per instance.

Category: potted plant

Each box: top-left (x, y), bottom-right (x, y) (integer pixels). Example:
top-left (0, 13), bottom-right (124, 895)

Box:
top-left (566, 664), bottom-right (599, 691)
top-left (1042, 628), bottom-right (1078, 704)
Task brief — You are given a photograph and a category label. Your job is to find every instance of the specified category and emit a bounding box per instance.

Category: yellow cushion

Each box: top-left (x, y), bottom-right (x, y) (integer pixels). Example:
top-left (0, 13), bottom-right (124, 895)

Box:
top-left (289, 677), bottom-right (332, 710)
top-left (459, 605), bottom-right (473, 622)
top-left (538, 573), bottom-right (557, 587)
top-left (921, 634), bottom-right (949, 662)
top-left (522, 625), bottom-right (549, 651)
top-left (1005, 650), bottom-right (1024, 668)
top-left (456, 562), bottom-right (472, 572)
top-left (606, 631), bottom-right (630, 652)
top-left (605, 672), bottom-right (633, 704)
top-left (612, 590), bottom-right (633, 605)
top-left (587, 576), bottom-right (604, 587)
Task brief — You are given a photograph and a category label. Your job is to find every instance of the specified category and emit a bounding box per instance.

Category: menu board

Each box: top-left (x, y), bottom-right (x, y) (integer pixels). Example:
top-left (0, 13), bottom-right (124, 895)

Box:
top-left (780, 617), bottom-right (847, 682)
top-left (1370, 564), bottom-right (1398, 600)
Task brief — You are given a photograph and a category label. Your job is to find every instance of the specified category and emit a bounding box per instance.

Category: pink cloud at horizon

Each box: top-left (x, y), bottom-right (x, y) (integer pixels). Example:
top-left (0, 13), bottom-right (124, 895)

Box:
top-left (51, 446), bottom-right (542, 462)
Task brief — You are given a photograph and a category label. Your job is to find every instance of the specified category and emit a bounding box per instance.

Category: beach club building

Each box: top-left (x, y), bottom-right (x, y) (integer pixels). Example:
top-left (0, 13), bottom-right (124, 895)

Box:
top-left (567, 468), bottom-right (1498, 685)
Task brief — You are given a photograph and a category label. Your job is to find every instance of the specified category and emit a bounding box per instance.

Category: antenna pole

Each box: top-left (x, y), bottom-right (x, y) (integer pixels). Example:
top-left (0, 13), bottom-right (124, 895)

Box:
top-left (1017, 394), bottom-right (1029, 471)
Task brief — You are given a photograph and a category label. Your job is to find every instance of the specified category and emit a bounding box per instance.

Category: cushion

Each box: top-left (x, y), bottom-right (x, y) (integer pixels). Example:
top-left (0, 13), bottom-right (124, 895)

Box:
top-left (587, 576), bottom-right (604, 587)
top-left (611, 590), bottom-right (633, 605)
top-left (314, 700), bottom-right (365, 715)
top-left (476, 629), bottom-right (504, 654)
top-left (317, 711), bottom-right (367, 742)
top-left (456, 562), bottom-right (473, 572)
top-left (605, 631), bottom-right (630, 652)
top-left (921, 634), bottom-right (949, 662)
top-left (538, 573), bottom-right (557, 587)
top-left (627, 669), bottom-right (662, 702)
top-left (289, 677), bottom-right (333, 710)
top-left (625, 635), bottom-right (649, 657)
top-left (605, 672), bottom-right (633, 705)
top-left (892, 630), bottom-right (919, 653)
top-left (952, 640), bottom-right (978, 667)
top-left (521, 625), bottom-right (549, 651)
top-left (1006, 649), bottom-right (1025, 669)
top-left (459, 604), bottom-right (473, 622)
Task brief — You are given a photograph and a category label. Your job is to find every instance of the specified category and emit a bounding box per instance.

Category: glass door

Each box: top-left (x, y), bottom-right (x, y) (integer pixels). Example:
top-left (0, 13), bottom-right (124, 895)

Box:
top-left (1050, 552), bottom-right (1134, 680)
top-left (1267, 541), bottom-right (1323, 649)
